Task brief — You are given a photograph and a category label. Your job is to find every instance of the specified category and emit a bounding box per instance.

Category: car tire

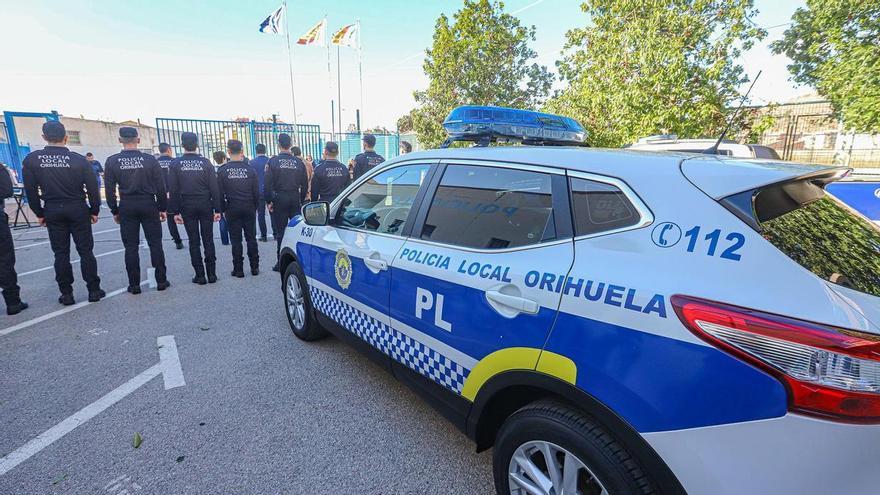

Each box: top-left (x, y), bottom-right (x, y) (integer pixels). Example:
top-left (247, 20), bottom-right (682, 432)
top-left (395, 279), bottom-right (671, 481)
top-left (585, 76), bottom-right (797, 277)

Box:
top-left (494, 399), bottom-right (656, 495)
top-left (283, 261), bottom-right (327, 341)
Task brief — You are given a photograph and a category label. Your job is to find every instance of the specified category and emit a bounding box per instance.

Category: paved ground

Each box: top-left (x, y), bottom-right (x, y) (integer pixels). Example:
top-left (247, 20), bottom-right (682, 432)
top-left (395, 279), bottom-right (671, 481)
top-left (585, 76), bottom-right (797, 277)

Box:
top-left (0, 211), bottom-right (493, 494)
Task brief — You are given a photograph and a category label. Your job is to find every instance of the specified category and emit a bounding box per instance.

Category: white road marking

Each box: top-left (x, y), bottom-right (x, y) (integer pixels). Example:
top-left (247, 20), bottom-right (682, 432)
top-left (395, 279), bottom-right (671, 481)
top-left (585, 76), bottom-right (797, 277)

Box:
top-left (14, 228), bottom-right (118, 251)
top-left (147, 268), bottom-right (156, 289)
top-left (0, 335), bottom-right (185, 476)
top-left (17, 245), bottom-right (144, 277)
top-left (0, 280), bottom-right (148, 337)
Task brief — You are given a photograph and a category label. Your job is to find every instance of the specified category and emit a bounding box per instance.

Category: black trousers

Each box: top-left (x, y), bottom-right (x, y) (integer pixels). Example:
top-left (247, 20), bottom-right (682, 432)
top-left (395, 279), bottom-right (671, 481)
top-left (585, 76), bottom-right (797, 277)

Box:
top-left (44, 201), bottom-right (101, 294)
top-left (181, 197), bottom-right (216, 275)
top-left (0, 212), bottom-right (22, 307)
top-left (271, 193), bottom-right (301, 254)
top-left (256, 198), bottom-right (268, 239)
top-left (226, 203), bottom-right (259, 270)
top-left (119, 197), bottom-right (167, 288)
top-left (166, 205), bottom-right (181, 243)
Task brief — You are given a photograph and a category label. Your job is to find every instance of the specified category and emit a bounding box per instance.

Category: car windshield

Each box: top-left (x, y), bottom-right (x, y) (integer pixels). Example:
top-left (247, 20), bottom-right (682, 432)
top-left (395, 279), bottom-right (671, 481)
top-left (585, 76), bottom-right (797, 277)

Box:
top-left (760, 192), bottom-right (880, 297)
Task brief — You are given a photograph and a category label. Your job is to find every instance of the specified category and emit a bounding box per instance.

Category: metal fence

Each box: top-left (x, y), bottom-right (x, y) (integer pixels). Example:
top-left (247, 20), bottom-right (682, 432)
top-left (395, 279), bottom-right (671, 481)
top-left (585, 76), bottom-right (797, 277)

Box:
top-left (743, 100), bottom-right (880, 169)
top-left (156, 118), bottom-right (401, 165)
top-left (155, 119), bottom-right (323, 162)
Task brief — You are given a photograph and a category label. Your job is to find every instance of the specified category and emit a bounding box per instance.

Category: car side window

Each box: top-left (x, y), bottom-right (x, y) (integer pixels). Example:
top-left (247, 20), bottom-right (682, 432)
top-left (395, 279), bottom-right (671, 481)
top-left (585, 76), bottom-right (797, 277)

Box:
top-left (335, 164), bottom-right (429, 236)
top-left (570, 177), bottom-right (640, 236)
top-left (420, 164), bottom-right (556, 249)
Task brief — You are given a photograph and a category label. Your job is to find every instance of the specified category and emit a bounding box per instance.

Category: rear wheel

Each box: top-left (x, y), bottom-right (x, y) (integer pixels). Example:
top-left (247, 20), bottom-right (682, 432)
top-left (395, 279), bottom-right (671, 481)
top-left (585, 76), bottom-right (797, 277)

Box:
top-left (493, 400), bottom-right (655, 495)
top-left (283, 261), bottom-right (327, 341)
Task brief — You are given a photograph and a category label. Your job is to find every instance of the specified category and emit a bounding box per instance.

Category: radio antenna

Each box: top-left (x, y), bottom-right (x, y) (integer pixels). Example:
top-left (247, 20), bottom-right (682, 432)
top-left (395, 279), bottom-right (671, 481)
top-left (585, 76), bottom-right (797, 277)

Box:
top-left (705, 70), bottom-right (762, 155)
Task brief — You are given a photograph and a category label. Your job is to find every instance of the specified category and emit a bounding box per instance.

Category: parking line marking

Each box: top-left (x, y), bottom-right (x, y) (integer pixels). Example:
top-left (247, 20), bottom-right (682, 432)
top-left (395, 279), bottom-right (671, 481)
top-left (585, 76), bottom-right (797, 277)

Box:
top-left (0, 335), bottom-right (185, 476)
top-left (0, 280), bottom-right (148, 337)
top-left (14, 228), bottom-right (118, 251)
top-left (17, 245), bottom-right (142, 277)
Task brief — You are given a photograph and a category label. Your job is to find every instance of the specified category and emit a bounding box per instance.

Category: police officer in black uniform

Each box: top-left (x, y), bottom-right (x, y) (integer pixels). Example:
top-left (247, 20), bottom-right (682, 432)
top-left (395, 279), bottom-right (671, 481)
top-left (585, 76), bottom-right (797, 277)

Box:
top-left (217, 140), bottom-right (260, 278)
top-left (104, 127), bottom-right (170, 294)
top-left (350, 133), bottom-right (385, 181)
top-left (22, 121), bottom-right (105, 306)
top-left (1, 163), bottom-right (28, 315)
top-left (311, 141), bottom-right (350, 202)
top-left (264, 133), bottom-right (308, 271)
top-left (168, 132), bottom-right (221, 285)
top-left (157, 142), bottom-right (184, 249)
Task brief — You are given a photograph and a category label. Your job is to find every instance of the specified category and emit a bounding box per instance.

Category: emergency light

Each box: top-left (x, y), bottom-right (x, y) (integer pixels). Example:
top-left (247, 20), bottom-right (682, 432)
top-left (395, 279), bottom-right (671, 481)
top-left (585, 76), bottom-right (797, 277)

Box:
top-left (441, 105), bottom-right (586, 147)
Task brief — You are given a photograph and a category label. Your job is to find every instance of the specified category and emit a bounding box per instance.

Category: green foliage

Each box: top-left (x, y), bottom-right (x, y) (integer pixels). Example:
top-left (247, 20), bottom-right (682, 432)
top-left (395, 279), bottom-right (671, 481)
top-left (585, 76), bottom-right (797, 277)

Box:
top-left (771, 1), bottom-right (880, 133)
top-left (396, 112), bottom-right (414, 133)
top-left (412, 0), bottom-right (553, 148)
top-left (743, 104), bottom-right (777, 143)
top-left (546, 0), bottom-right (766, 147)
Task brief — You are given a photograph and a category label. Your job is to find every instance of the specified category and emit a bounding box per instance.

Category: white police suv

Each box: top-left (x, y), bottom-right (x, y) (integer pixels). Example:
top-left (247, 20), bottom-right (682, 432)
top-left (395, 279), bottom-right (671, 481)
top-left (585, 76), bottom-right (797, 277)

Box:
top-left (278, 106), bottom-right (880, 495)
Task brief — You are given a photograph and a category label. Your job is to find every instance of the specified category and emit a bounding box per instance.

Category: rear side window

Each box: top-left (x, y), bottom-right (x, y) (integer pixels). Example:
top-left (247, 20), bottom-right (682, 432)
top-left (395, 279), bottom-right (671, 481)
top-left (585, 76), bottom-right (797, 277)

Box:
top-left (749, 145), bottom-right (781, 160)
top-left (420, 165), bottom-right (556, 249)
top-left (570, 177), bottom-right (640, 236)
top-left (759, 186), bottom-right (880, 297)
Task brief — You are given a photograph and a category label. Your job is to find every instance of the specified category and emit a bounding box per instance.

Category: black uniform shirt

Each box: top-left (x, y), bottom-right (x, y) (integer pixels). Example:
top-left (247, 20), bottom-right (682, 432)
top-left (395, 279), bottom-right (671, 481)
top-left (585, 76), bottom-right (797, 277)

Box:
top-left (157, 155), bottom-right (174, 188)
top-left (1, 165), bottom-right (13, 199)
top-left (217, 160), bottom-right (260, 212)
top-left (311, 159), bottom-right (350, 202)
top-left (352, 150), bottom-right (385, 180)
top-left (104, 150), bottom-right (167, 215)
top-left (167, 153), bottom-right (221, 215)
top-left (264, 152), bottom-right (308, 203)
top-left (22, 146), bottom-right (101, 217)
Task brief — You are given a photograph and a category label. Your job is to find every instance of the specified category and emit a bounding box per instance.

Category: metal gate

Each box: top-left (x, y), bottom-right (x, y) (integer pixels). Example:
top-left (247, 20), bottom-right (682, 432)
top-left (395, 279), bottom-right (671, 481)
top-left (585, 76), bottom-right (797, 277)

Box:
top-left (155, 118), bottom-right (323, 162)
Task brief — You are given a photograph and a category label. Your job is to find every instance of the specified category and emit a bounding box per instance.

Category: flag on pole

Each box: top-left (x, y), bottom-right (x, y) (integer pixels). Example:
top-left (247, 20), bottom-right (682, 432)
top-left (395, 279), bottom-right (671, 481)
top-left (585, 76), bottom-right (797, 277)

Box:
top-left (331, 23), bottom-right (360, 48)
top-left (258, 5), bottom-right (285, 34)
top-left (297, 19), bottom-right (327, 46)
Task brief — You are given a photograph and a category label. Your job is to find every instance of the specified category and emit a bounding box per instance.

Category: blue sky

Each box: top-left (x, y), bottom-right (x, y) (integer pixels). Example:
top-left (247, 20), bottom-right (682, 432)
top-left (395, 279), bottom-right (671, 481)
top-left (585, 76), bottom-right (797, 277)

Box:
top-left (1, 0), bottom-right (809, 131)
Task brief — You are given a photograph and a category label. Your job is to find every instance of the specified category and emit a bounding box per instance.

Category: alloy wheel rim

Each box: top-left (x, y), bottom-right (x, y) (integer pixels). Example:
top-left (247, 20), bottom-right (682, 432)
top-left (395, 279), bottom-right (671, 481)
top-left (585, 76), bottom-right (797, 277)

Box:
top-left (285, 275), bottom-right (306, 330)
top-left (508, 440), bottom-right (608, 495)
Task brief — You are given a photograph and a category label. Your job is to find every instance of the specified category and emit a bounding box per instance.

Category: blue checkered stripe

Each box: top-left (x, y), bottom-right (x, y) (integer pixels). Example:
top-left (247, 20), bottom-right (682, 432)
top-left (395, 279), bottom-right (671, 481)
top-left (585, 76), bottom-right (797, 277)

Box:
top-left (310, 286), bottom-right (470, 393)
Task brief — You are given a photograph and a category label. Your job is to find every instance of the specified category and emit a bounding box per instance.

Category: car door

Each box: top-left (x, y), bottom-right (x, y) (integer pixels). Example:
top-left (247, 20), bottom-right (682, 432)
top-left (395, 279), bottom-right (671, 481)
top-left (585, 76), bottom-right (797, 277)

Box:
top-left (307, 163), bottom-right (434, 356)
top-left (388, 161), bottom-right (575, 398)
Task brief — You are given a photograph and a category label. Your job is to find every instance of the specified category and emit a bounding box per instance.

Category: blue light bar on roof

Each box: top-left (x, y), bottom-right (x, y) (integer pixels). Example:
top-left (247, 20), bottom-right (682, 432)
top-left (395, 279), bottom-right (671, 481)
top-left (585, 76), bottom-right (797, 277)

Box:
top-left (442, 105), bottom-right (586, 145)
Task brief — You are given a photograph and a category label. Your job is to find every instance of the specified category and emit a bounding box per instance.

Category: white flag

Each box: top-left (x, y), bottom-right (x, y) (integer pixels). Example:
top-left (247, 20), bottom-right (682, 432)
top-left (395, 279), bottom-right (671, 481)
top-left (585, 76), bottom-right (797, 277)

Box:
top-left (331, 23), bottom-right (359, 48)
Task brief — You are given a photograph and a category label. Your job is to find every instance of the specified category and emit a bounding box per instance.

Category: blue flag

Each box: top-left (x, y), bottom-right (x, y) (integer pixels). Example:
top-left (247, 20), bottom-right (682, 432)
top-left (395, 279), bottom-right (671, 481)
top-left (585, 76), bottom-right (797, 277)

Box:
top-left (259, 5), bottom-right (284, 34)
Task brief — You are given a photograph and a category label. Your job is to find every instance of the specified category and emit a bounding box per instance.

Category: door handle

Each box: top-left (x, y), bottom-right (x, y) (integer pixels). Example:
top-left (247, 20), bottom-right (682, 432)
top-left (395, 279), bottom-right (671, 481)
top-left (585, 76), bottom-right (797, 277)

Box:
top-left (363, 257), bottom-right (388, 272)
top-left (485, 290), bottom-right (539, 315)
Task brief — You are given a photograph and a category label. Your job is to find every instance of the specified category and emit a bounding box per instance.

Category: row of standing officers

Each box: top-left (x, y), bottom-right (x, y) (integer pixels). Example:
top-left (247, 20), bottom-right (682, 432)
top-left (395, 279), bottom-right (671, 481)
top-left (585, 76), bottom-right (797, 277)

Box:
top-left (0, 121), bottom-right (386, 315)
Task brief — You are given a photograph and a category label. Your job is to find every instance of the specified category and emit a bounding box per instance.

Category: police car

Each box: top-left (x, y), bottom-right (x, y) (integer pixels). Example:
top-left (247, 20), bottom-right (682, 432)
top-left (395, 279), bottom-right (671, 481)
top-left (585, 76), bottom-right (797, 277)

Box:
top-left (278, 106), bottom-right (880, 495)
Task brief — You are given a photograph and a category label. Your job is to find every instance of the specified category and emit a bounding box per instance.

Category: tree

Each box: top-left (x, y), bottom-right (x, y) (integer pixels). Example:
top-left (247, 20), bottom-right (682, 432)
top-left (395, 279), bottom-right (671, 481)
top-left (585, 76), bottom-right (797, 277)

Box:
top-left (771, 1), bottom-right (880, 133)
top-left (396, 112), bottom-right (414, 133)
top-left (546, 1), bottom-right (766, 148)
top-left (411, 0), bottom-right (553, 148)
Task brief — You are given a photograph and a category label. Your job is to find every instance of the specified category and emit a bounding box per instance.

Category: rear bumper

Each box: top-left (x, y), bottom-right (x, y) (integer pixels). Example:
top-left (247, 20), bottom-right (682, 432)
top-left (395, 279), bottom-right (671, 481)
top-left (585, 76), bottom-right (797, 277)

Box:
top-left (643, 414), bottom-right (880, 495)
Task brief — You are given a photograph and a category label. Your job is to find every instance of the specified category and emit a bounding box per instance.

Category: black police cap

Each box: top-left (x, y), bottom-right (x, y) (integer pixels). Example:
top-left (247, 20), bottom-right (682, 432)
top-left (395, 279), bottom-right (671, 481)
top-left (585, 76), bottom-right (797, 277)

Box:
top-left (119, 126), bottom-right (138, 138)
top-left (227, 139), bottom-right (243, 154)
top-left (278, 133), bottom-right (293, 148)
top-left (42, 121), bottom-right (66, 141)
top-left (362, 133), bottom-right (376, 147)
top-left (325, 141), bottom-right (339, 154)
top-left (181, 132), bottom-right (199, 149)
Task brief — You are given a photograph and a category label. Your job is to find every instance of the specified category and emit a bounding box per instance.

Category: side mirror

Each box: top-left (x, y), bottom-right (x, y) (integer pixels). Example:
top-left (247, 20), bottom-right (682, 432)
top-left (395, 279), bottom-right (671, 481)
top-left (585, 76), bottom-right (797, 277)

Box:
top-left (302, 201), bottom-right (330, 226)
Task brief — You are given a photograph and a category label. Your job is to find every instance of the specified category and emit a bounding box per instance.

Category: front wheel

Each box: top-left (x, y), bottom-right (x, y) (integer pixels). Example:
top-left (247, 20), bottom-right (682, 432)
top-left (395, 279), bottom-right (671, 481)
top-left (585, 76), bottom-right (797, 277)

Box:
top-left (493, 400), bottom-right (656, 495)
top-left (283, 261), bottom-right (327, 341)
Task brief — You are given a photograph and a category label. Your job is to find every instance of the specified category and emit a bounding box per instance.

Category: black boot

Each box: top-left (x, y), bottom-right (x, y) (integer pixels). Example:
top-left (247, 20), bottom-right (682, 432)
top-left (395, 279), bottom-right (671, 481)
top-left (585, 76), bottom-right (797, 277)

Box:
top-left (6, 300), bottom-right (28, 315)
top-left (157, 280), bottom-right (171, 291)
top-left (58, 293), bottom-right (75, 306)
top-left (231, 263), bottom-right (245, 278)
top-left (206, 263), bottom-right (218, 284)
top-left (175, 240), bottom-right (184, 250)
top-left (88, 289), bottom-right (106, 302)
top-left (192, 264), bottom-right (207, 285)
top-left (127, 286), bottom-right (142, 295)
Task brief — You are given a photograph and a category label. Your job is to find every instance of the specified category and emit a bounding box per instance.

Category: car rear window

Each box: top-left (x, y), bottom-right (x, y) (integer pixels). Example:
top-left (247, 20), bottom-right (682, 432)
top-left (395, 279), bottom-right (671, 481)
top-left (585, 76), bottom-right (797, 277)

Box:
top-left (758, 185), bottom-right (880, 297)
top-left (570, 177), bottom-right (640, 236)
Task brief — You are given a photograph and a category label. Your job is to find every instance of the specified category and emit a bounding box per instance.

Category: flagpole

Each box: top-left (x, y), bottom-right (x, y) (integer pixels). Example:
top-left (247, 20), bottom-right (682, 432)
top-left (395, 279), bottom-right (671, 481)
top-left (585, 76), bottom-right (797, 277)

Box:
top-left (283, 1), bottom-right (299, 136)
top-left (324, 16), bottom-right (334, 137)
top-left (357, 19), bottom-right (364, 134)
top-left (337, 44), bottom-right (343, 136)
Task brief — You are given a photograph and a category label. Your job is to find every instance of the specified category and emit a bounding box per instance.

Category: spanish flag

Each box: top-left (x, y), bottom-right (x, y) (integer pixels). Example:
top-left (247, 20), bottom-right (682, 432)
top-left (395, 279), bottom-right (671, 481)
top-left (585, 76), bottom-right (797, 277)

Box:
top-left (297, 18), bottom-right (327, 46)
top-left (331, 23), bottom-right (359, 48)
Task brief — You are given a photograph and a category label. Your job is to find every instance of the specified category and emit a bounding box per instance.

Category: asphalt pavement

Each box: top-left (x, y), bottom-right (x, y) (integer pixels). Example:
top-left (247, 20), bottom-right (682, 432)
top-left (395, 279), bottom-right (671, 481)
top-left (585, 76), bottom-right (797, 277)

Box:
top-left (0, 210), bottom-right (493, 494)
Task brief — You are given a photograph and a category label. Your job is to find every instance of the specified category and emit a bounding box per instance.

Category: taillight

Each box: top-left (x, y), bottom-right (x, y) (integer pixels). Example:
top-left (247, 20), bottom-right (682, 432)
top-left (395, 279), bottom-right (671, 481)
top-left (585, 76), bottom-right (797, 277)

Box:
top-left (672, 295), bottom-right (880, 423)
